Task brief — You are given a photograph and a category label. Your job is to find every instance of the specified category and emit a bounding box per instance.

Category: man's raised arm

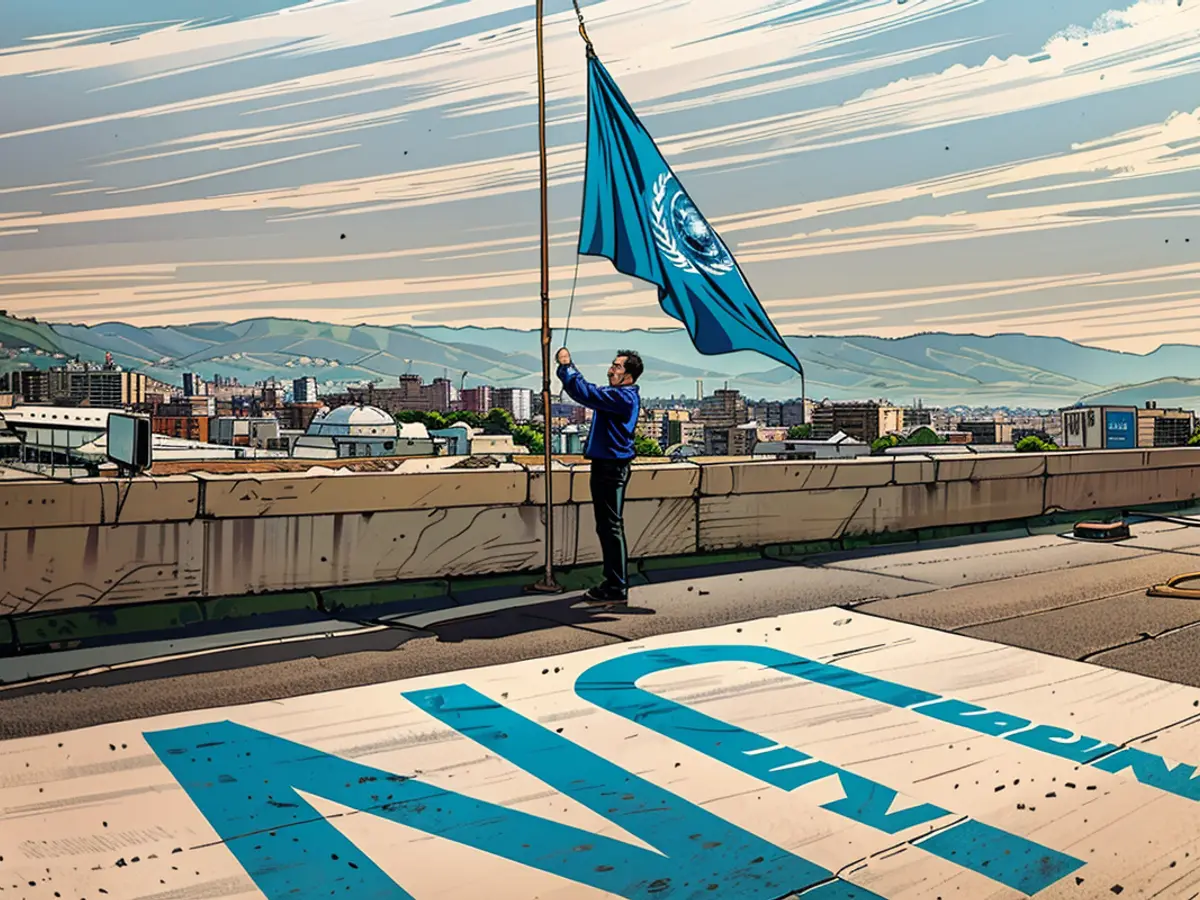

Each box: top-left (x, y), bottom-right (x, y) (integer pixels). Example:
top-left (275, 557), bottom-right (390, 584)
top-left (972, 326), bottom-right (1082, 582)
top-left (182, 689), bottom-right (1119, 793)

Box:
top-left (558, 365), bottom-right (635, 416)
top-left (555, 348), bottom-right (635, 416)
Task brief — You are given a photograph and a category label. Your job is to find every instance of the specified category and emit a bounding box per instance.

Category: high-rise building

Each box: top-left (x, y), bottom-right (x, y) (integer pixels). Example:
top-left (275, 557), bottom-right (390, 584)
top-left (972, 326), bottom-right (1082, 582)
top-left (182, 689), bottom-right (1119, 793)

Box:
top-left (780, 400), bottom-right (811, 427)
top-left (12, 369), bottom-right (49, 402)
top-left (747, 401), bottom-right (783, 427)
top-left (696, 389), bottom-right (748, 428)
top-left (421, 377), bottom-right (454, 413)
top-left (460, 386), bottom-right (494, 414)
top-left (17, 363), bottom-right (147, 407)
top-left (396, 374), bottom-right (426, 407)
top-left (292, 376), bottom-right (318, 403)
top-left (810, 400), bottom-right (903, 443)
top-left (183, 373), bottom-right (207, 396)
top-left (494, 387), bottom-right (533, 423)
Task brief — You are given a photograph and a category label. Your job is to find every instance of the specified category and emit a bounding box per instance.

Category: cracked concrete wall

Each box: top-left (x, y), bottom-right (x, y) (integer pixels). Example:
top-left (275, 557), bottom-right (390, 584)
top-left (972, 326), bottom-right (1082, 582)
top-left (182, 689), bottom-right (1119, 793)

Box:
top-left (3, 448), bottom-right (1200, 614)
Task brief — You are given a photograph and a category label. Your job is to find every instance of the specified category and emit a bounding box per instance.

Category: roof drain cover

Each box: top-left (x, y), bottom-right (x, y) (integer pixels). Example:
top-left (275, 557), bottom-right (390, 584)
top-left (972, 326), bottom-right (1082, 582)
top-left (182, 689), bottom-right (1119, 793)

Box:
top-left (1072, 519), bottom-right (1131, 541)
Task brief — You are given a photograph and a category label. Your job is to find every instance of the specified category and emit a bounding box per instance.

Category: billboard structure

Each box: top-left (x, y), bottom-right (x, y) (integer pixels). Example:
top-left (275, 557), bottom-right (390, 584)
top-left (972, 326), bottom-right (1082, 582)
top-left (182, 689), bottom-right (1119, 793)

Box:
top-left (106, 412), bottom-right (152, 474)
top-left (1061, 405), bottom-right (1138, 450)
top-left (1104, 408), bottom-right (1136, 449)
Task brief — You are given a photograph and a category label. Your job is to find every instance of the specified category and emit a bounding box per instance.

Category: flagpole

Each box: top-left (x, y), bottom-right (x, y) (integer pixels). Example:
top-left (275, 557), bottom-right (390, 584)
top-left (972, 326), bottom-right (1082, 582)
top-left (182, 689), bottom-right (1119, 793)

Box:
top-left (799, 363), bottom-right (806, 425)
top-left (528, 0), bottom-right (562, 594)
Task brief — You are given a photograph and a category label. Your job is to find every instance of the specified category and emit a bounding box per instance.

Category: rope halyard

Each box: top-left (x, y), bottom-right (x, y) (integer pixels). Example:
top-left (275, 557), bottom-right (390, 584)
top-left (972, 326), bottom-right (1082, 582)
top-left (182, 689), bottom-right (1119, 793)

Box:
top-left (562, 0), bottom-right (594, 347)
top-left (564, 253), bottom-right (581, 346)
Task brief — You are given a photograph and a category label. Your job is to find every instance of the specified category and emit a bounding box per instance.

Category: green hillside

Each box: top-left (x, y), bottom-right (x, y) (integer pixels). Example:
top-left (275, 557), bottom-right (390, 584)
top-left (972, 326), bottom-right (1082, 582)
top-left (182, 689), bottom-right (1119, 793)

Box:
top-left (0, 313), bottom-right (1195, 406)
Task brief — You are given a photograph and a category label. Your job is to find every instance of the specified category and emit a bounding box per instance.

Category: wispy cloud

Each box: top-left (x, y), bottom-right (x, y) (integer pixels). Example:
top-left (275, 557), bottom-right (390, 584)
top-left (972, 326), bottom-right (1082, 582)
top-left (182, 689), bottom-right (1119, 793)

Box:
top-left (3, 0), bottom-right (1200, 355)
top-left (731, 104), bottom-right (1200, 260)
top-left (6, 1), bottom-right (1196, 233)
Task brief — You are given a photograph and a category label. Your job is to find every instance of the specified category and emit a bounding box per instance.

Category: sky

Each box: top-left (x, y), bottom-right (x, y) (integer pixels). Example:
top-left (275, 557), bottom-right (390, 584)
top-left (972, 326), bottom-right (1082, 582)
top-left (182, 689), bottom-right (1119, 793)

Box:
top-left (0, 0), bottom-right (1199, 353)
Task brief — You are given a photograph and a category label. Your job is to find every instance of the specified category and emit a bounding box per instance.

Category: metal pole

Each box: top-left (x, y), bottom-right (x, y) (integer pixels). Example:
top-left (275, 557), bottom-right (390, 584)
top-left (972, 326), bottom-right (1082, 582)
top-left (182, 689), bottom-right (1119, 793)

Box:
top-left (528, 0), bottom-right (561, 593)
top-left (799, 363), bottom-right (806, 425)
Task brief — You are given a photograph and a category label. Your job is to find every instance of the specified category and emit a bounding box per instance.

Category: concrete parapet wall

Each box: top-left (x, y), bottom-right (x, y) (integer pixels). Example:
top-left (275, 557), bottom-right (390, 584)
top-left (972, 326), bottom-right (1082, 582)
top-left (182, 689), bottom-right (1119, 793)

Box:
top-left (4, 448), bottom-right (1200, 621)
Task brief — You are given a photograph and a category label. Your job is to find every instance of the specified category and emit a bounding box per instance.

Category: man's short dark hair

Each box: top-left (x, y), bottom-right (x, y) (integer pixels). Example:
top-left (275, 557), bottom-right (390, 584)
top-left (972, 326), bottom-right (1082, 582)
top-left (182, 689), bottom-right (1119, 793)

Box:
top-left (616, 349), bottom-right (643, 383)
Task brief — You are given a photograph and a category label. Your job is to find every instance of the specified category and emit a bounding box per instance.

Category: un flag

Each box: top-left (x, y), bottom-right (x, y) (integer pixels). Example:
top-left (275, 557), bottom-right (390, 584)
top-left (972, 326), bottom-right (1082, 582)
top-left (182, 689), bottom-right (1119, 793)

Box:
top-left (578, 55), bottom-right (802, 373)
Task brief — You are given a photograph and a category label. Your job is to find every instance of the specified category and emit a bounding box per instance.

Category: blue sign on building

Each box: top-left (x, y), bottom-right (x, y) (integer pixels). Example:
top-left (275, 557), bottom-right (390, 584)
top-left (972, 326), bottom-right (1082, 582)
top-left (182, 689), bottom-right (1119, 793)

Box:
top-left (1105, 409), bottom-right (1135, 449)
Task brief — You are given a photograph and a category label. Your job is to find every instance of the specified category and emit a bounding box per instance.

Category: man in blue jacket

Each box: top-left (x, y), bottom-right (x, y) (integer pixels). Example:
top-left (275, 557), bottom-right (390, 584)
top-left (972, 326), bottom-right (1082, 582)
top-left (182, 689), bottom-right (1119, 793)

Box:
top-left (556, 346), bottom-right (642, 606)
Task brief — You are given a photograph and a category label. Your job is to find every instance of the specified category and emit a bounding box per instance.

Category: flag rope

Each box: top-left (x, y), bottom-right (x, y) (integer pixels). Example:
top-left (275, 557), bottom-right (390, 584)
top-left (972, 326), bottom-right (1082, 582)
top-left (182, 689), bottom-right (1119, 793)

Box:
top-left (563, 252), bottom-right (581, 346)
top-left (562, 0), bottom-right (593, 347)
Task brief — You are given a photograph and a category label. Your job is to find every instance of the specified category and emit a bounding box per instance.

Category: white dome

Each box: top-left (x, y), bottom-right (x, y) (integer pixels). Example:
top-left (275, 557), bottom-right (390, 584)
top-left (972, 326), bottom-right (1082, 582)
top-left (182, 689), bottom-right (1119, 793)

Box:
top-left (324, 404), bottom-right (393, 426)
top-left (306, 404), bottom-right (397, 437)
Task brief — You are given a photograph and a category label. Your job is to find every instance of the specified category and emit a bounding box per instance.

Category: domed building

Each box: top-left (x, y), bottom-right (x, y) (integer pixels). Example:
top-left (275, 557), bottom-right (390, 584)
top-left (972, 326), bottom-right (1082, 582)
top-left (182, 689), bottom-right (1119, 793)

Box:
top-left (308, 404), bottom-right (394, 438)
top-left (292, 404), bottom-right (433, 458)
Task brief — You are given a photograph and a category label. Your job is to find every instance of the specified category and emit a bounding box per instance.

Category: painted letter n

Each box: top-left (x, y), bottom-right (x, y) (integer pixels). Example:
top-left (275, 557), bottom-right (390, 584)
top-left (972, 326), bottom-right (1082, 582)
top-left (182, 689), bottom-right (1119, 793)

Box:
top-left (145, 684), bottom-right (881, 900)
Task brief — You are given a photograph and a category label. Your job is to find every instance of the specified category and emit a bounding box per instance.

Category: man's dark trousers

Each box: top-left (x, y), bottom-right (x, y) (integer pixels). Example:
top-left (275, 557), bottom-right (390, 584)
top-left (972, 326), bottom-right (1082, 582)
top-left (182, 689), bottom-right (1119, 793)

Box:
top-left (590, 458), bottom-right (632, 595)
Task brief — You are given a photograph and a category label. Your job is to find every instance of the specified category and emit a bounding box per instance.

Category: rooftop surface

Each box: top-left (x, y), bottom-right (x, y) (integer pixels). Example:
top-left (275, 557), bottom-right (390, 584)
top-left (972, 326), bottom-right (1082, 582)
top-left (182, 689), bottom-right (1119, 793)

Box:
top-left (4, 517), bottom-right (1200, 898)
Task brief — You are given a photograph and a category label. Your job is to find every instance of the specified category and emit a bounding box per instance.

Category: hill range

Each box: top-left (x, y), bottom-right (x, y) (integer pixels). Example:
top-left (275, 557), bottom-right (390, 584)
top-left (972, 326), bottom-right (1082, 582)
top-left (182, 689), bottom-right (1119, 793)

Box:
top-left (1, 313), bottom-right (1197, 409)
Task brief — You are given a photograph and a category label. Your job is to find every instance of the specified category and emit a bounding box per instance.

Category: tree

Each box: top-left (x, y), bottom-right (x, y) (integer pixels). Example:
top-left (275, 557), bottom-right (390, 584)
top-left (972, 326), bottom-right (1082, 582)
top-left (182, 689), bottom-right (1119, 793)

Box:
top-left (511, 424), bottom-right (544, 455)
top-left (634, 434), bottom-right (664, 457)
top-left (904, 426), bottom-right (944, 446)
top-left (483, 407), bottom-right (517, 434)
top-left (786, 424), bottom-right (811, 440)
top-left (1189, 430), bottom-right (1200, 447)
top-left (871, 434), bottom-right (900, 454)
top-left (1015, 435), bottom-right (1058, 452)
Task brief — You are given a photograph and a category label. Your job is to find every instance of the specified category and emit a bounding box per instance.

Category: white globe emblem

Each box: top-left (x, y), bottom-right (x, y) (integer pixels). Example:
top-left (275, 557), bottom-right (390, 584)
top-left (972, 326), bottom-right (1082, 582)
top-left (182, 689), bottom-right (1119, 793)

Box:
top-left (648, 173), bottom-right (734, 276)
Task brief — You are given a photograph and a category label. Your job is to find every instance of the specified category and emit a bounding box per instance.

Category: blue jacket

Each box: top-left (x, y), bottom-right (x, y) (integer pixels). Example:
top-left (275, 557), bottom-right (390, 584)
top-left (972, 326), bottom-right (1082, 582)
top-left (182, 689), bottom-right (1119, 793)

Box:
top-left (557, 363), bottom-right (640, 459)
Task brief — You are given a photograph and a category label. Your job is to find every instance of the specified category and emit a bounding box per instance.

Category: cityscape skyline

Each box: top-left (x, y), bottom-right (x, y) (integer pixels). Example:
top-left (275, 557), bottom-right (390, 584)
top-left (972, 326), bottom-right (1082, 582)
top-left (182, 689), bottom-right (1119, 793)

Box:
top-left (0, 337), bottom-right (1135, 416)
top-left (1, 356), bottom-right (1084, 468)
top-left (3, 311), bottom-right (1193, 472)
top-left (1, 0), bottom-right (1199, 360)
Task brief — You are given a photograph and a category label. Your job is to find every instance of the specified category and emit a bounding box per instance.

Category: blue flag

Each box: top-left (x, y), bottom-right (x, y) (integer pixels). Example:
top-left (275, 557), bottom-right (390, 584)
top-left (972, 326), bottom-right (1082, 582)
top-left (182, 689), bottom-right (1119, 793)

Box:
top-left (578, 55), bottom-right (801, 373)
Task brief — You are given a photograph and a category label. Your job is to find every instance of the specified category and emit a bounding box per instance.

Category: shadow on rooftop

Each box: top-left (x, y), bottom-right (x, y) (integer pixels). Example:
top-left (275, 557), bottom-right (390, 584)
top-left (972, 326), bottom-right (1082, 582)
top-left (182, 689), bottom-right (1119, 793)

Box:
top-left (426, 596), bottom-right (655, 644)
top-left (0, 594), bottom-right (657, 702)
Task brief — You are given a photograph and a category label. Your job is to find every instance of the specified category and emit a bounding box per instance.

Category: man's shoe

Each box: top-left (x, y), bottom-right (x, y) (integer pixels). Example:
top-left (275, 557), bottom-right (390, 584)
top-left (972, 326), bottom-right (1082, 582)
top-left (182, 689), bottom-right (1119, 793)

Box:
top-left (582, 585), bottom-right (628, 605)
